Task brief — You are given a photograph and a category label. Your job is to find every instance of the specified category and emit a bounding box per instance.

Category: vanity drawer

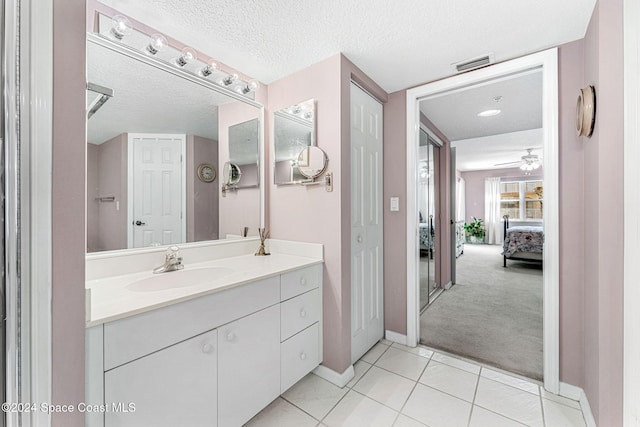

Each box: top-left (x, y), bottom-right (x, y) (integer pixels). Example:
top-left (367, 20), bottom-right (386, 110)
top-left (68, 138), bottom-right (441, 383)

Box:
top-left (281, 264), bottom-right (322, 301)
top-left (281, 288), bottom-right (320, 341)
top-left (281, 323), bottom-right (320, 393)
top-left (104, 276), bottom-right (279, 370)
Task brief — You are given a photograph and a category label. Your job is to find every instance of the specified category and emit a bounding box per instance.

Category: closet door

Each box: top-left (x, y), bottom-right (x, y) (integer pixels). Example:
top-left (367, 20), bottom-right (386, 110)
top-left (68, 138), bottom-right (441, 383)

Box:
top-left (350, 82), bottom-right (384, 363)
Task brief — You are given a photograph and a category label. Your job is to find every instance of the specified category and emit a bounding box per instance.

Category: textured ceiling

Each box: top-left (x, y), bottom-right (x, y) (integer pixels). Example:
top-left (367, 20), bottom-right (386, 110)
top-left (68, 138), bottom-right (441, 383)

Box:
top-left (97, 0), bottom-right (595, 93)
top-left (419, 69), bottom-right (543, 141)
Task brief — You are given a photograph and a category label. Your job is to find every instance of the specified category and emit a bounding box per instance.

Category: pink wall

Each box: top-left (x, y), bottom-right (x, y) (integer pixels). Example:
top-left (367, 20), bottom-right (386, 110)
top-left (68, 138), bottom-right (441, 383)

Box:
top-left (52, 0), bottom-right (86, 425)
top-left (96, 134), bottom-right (128, 251)
top-left (186, 135), bottom-right (219, 241)
top-left (218, 102), bottom-right (262, 238)
top-left (582, 0), bottom-right (624, 424)
top-left (460, 167), bottom-right (543, 226)
top-left (383, 91), bottom-right (408, 334)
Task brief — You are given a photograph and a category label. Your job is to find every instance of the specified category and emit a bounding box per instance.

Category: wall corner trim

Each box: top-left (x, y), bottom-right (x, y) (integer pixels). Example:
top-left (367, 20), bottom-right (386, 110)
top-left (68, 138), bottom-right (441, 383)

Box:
top-left (313, 364), bottom-right (355, 388)
top-left (385, 330), bottom-right (408, 346)
top-left (559, 382), bottom-right (596, 427)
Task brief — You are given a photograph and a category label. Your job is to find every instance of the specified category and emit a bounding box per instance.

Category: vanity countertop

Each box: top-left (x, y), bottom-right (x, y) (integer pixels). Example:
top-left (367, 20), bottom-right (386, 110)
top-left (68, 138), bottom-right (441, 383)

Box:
top-left (85, 253), bottom-right (322, 327)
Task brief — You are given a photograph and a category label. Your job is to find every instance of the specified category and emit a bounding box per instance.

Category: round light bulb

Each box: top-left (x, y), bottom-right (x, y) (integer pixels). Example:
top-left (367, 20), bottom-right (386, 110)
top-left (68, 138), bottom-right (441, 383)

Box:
top-left (146, 33), bottom-right (168, 55)
top-left (175, 46), bottom-right (196, 67)
top-left (220, 73), bottom-right (238, 86)
top-left (199, 61), bottom-right (219, 77)
top-left (110, 15), bottom-right (132, 40)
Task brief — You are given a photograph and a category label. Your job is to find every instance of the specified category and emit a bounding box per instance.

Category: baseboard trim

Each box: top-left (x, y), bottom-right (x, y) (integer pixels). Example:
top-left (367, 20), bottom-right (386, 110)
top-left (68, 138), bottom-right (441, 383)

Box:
top-left (385, 330), bottom-right (407, 345)
top-left (443, 281), bottom-right (453, 290)
top-left (559, 382), bottom-right (596, 427)
top-left (313, 364), bottom-right (354, 388)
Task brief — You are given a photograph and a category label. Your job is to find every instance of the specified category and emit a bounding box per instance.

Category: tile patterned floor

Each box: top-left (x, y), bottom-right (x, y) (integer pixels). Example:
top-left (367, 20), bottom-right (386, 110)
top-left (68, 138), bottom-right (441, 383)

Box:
top-left (245, 340), bottom-right (587, 427)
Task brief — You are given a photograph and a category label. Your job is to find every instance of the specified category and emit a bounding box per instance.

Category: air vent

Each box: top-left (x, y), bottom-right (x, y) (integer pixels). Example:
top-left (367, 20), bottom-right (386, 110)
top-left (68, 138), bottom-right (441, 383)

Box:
top-left (454, 54), bottom-right (494, 73)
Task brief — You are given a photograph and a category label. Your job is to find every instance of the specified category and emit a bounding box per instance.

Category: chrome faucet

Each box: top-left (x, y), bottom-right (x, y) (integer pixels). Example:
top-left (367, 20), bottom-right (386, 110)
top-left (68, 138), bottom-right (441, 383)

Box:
top-left (153, 246), bottom-right (184, 274)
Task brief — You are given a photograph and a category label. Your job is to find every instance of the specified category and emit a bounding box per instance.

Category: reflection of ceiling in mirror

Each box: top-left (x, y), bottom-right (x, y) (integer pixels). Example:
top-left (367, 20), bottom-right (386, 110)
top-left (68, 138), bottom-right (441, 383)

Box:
top-left (274, 114), bottom-right (312, 162)
top-left (87, 39), bottom-right (245, 145)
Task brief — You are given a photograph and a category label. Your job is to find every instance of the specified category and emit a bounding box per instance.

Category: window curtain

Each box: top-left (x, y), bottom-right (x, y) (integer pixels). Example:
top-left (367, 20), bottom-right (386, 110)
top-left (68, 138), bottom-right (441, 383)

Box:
top-left (484, 177), bottom-right (502, 244)
top-left (456, 177), bottom-right (466, 222)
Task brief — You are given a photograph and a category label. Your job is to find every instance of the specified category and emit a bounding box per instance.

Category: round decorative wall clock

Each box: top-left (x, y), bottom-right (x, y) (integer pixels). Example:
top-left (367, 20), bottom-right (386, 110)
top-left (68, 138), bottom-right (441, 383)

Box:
top-left (197, 163), bottom-right (216, 183)
top-left (576, 85), bottom-right (596, 137)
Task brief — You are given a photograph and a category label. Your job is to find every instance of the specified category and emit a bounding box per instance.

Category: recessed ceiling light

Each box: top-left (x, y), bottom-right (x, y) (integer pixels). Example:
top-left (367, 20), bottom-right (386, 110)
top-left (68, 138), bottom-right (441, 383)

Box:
top-left (477, 109), bottom-right (501, 117)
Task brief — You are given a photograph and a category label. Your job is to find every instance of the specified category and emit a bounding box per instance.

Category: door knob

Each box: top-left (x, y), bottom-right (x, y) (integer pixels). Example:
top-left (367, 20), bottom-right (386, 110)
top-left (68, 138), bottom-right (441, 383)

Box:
top-left (134, 220), bottom-right (146, 226)
top-left (226, 332), bottom-right (236, 342)
top-left (357, 235), bottom-right (363, 243)
top-left (202, 343), bottom-right (213, 354)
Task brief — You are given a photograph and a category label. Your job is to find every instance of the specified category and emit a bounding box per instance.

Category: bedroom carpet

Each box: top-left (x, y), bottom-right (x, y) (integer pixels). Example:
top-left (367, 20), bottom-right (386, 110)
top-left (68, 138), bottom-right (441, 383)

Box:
top-left (420, 243), bottom-right (543, 380)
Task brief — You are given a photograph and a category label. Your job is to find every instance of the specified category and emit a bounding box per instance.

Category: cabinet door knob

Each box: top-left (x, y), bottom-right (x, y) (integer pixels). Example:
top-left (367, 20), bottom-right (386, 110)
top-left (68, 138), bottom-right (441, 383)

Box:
top-left (300, 277), bottom-right (306, 286)
top-left (299, 352), bottom-right (307, 360)
top-left (300, 309), bottom-right (307, 318)
top-left (226, 332), bottom-right (236, 342)
top-left (202, 343), bottom-right (213, 354)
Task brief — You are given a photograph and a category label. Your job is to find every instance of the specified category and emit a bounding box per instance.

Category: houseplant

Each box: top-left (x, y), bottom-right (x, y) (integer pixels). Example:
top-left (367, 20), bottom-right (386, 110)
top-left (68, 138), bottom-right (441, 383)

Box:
top-left (464, 217), bottom-right (485, 244)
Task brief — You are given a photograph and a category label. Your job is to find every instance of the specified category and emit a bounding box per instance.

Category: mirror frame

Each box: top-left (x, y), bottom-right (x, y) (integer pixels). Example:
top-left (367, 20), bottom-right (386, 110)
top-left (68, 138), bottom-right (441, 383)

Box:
top-left (85, 33), bottom-right (265, 256)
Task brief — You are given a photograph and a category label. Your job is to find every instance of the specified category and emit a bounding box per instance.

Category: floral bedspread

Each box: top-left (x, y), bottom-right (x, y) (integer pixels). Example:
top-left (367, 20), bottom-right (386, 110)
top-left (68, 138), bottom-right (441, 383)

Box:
top-left (419, 224), bottom-right (434, 250)
top-left (502, 226), bottom-right (544, 257)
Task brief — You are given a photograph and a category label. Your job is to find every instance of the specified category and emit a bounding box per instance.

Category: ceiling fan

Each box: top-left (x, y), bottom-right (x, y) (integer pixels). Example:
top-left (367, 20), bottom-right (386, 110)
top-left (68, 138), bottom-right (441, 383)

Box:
top-left (494, 148), bottom-right (542, 171)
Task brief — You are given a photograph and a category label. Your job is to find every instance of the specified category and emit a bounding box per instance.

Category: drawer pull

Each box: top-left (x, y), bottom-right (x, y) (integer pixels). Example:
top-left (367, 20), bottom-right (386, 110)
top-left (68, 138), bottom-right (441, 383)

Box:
top-left (226, 332), bottom-right (236, 342)
top-left (299, 352), bottom-right (307, 360)
top-left (300, 309), bottom-right (307, 318)
top-left (202, 343), bottom-right (213, 354)
top-left (300, 277), bottom-right (307, 286)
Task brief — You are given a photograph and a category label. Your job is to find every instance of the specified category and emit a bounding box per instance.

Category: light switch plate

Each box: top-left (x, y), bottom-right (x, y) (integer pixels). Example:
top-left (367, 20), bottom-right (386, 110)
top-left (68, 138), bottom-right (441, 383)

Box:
top-left (390, 197), bottom-right (400, 212)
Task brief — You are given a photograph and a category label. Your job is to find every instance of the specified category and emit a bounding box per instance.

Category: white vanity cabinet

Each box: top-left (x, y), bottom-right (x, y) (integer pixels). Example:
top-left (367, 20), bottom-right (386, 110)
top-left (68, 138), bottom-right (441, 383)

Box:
top-left (86, 262), bottom-right (323, 427)
top-left (104, 329), bottom-right (218, 427)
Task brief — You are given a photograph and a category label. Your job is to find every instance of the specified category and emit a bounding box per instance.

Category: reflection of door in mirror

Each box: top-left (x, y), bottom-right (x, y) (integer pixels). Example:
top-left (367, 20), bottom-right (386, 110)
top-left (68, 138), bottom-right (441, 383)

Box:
top-left (129, 134), bottom-right (186, 248)
top-left (419, 129), bottom-right (440, 312)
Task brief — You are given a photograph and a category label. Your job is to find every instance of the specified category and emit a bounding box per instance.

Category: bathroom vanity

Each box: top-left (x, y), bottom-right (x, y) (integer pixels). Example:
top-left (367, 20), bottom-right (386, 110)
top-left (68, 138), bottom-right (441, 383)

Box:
top-left (85, 239), bottom-right (323, 427)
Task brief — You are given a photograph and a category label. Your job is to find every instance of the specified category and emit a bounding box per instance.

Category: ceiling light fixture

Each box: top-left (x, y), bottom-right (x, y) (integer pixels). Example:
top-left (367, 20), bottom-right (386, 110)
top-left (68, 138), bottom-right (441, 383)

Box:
top-left (198, 61), bottom-right (219, 77)
top-left (477, 109), bottom-right (501, 117)
top-left (146, 33), bottom-right (168, 55)
top-left (175, 46), bottom-right (196, 67)
top-left (110, 15), bottom-right (133, 40)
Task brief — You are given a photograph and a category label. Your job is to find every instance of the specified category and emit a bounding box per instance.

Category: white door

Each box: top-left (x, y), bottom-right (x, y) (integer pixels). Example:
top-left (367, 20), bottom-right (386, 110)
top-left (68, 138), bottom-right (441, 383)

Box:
top-left (129, 133), bottom-right (185, 248)
top-left (351, 83), bottom-right (384, 363)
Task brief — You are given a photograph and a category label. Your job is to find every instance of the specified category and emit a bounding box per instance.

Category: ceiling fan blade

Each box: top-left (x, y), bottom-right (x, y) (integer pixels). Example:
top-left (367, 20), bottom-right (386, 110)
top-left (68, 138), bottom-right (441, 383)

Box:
top-left (493, 161), bottom-right (521, 166)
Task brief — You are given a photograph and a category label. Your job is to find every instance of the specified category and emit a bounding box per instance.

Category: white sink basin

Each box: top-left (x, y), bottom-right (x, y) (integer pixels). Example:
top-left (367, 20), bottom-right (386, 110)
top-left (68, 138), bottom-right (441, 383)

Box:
top-left (126, 267), bottom-right (235, 292)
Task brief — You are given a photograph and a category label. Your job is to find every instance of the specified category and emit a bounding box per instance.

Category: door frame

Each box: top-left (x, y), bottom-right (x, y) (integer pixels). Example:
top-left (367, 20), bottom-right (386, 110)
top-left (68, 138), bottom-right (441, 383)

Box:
top-left (127, 133), bottom-right (187, 249)
top-left (405, 48), bottom-right (560, 393)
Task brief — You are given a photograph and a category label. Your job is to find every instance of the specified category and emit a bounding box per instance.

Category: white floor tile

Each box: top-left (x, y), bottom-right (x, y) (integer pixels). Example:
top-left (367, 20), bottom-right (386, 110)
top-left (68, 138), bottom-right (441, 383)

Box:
top-left (393, 414), bottom-right (427, 427)
top-left (540, 388), bottom-right (582, 409)
top-left (419, 360), bottom-right (479, 402)
top-left (543, 399), bottom-right (587, 427)
top-left (375, 347), bottom-right (429, 380)
top-left (468, 406), bottom-right (527, 427)
top-left (245, 397), bottom-right (318, 427)
top-left (346, 360), bottom-right (372, 388)
top-left (391, 343), bottom-right (434, 359)
top-left (431, 352), bottom-right (481, 374)
top-left (481, 368), bottom-right (540, 395)
top-left (474, 377), bottom-right (543, 427)
top-left (323, 390), bottom-right (398, 427)
top-left (402, 383), bottom-right (472, 427)
top-left (361, 343), bottom-right (390, 364)
top-left (282, 373), bottom-right (348, 420)
top-left (353, 366), bottom-right (416, 411)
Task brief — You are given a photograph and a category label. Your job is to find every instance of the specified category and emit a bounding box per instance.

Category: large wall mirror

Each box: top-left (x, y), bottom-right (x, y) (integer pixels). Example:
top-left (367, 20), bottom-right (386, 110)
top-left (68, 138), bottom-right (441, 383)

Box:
top-left (274, 99), bottom-right (317, 184)
top-left (86, 24), bottom-right (263, 253)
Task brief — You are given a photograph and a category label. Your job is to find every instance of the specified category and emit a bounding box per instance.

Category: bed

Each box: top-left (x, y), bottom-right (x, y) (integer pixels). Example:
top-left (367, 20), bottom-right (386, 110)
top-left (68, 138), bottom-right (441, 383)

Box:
top-left (419, 219), bottom-right (434, 258)
top-left (502, 215), bottom-right (544, 267)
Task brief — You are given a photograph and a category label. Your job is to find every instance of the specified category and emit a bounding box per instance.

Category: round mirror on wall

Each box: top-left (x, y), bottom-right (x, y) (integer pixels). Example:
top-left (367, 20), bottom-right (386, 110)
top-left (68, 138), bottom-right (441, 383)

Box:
top-left (297, 146), bottom-right (328, 179)
top-left (223, 162), bottom-right (242, 186)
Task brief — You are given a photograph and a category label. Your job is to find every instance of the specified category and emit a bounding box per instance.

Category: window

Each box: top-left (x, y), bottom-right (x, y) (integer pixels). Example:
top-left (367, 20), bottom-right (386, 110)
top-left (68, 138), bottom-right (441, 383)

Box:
top-left (500, 180), bottom-right (543, 220)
